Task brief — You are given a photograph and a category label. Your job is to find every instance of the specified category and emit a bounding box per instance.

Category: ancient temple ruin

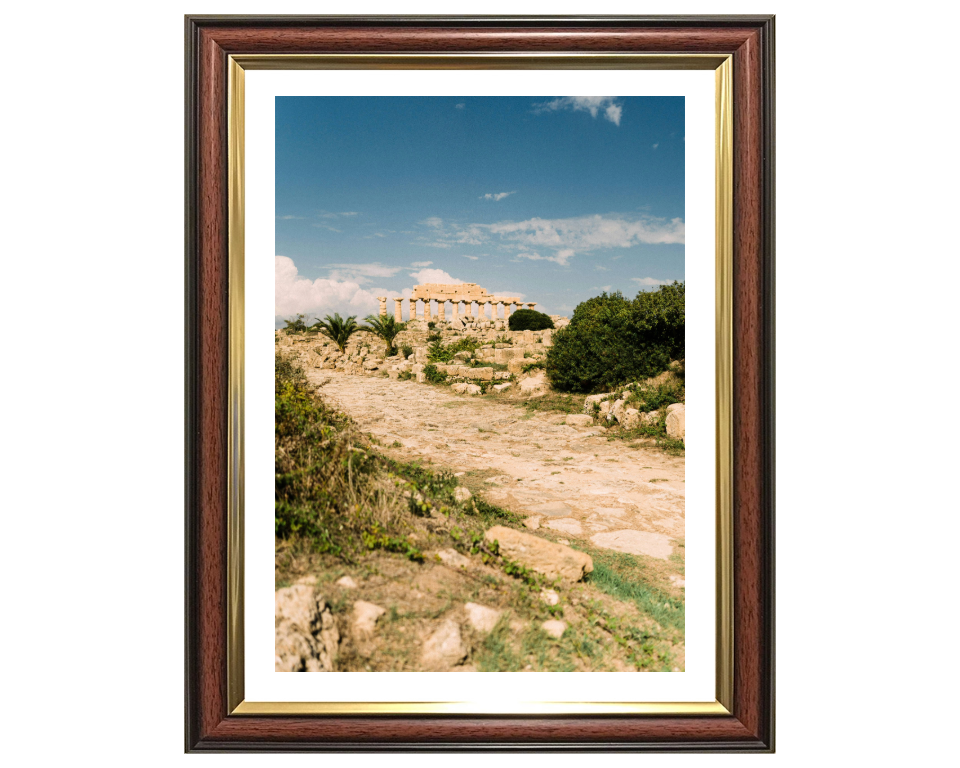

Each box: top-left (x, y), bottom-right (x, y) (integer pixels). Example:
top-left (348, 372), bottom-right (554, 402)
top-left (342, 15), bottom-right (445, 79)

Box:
top-left (376, 283), bottom-right (536, 322)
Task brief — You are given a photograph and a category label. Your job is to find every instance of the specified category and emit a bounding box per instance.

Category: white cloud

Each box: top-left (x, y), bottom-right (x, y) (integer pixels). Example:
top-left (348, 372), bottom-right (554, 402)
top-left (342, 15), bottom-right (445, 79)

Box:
top-left (516, 250), bottom-right (574, 266)
top-left (531, 96), bottom-right (624, 125)
top-left (275, 256), bottom-right (383, 322)
top-left (632, 277), bottom-right (675, 288)
top-left (480, 191), bottom-right (515, 201)
top-left (319, 210), bottom-right (359, 218)
top-left (455, 103), bottom-right (465, 109)
top-left (422, 216), bottom-right (444, 229)
top-left (410, 261), bottom-right (433, 267)
top-left (408, 268), bottom-right (465, 285)
top-left (313, 224), bottom-right (341, 232)
top-left (277, 215), bottom-right (303, 220)
top-left (461, 254), bottom-right (479, 260)
top-left (652, 143), bottom-right (659, 150)
top-left (595, 264), bottom-right (609, 272)
top-left (324, 262), bottom-right (403, 284)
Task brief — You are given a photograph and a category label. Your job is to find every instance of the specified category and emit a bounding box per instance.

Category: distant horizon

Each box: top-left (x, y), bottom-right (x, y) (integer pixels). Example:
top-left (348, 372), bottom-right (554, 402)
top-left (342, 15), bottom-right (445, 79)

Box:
top-left (276, 96), bottom-right (685, 327)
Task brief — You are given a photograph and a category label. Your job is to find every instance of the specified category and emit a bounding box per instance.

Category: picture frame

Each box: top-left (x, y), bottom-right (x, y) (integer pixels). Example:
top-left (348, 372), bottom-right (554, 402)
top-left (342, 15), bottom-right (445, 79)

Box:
top-left (185, 14), bottom-right (775, 752)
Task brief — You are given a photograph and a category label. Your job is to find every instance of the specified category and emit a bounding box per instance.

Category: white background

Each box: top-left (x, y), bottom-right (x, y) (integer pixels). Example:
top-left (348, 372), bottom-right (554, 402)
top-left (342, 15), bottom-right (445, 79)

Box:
top-left (245, 68), bottom-right (716, 704)
top-left (2, 0), bottom-right (957, 764)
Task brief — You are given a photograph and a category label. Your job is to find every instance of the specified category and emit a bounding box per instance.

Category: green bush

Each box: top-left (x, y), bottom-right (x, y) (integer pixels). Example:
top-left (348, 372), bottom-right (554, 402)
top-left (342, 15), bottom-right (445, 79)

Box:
top-left (426, 336), bottom-right (480, 363)
top-left (401, 345), bottom-right (413, 358)
top-left (508, 308), bottom-right (554, 331)
top-left (544, 283), bottom-right (684, 394)
top-left (422, 364), bottom-right (447, 383)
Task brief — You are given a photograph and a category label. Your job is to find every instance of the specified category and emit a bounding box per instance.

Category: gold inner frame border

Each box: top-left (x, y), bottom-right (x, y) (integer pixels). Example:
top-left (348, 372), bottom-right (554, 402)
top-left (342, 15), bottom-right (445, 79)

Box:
top-left (226, 53), bottom-right (733, 716)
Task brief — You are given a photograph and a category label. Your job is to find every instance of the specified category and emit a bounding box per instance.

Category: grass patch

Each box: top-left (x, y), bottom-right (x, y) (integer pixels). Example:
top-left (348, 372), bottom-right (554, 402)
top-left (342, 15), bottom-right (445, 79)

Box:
top-left (585, 553), bottom-right (685, 631)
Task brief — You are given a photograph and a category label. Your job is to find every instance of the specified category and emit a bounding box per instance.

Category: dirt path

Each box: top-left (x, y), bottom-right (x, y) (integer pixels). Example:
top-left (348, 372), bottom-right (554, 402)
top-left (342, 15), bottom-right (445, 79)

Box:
top-left (309, 371), bottom-right (684, 561)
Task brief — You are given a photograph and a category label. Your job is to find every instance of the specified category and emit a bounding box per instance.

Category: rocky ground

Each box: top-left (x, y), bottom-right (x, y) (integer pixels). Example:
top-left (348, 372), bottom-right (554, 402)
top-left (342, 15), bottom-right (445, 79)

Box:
top-left (275, 363), bottom-right (686, 673)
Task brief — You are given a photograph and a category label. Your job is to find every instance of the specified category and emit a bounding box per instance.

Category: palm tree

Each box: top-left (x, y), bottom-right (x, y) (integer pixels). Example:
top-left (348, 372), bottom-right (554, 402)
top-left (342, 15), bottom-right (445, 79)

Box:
top-left (362, 314), bottom-right (407, 356)
top-left (311, 313), bottom-right (359, 353)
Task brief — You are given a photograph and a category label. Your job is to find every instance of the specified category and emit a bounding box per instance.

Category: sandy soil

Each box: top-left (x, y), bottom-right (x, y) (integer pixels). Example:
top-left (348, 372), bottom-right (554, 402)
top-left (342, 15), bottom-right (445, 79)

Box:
top-left (308, 371), bottom-right (685, 560)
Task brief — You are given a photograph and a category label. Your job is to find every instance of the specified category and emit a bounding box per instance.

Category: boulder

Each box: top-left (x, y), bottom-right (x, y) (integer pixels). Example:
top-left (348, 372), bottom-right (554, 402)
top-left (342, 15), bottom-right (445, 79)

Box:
top-left (436, 549), bottom-right (472, 568)
top-left (666, 405), bottom-right (685, 440)
top-left (608, 398), bottom-right (627, 423)
top-left (453, 351), bottom-right (472, 361)
top-left (463, 384), bottom-right (482, 395)
top-left (421, 619), bottom-right (467, 670)
top-left (565, 414), bottom-right (593, 427)
top-left (275, 585), bottom-right (339, 672)
top-left (454, 486), bottom-right (472, 502)
top-left (618, 408), bottom-right (640, 429)
top-left (484, 526), bottom-right (593, 582)
top-left (540, 620), bottom-right (567, 639)
top-left (451, 383), bottom-right (469, 394)
top-left (493, 382), bottom-right (512, 392)
top-left (465, 367), bottom-right (493, 381)
top-left (540, 589), bottom-right (560, 606)
top-left (416, 372), bottom-right (427, 383)
top-left (464, 603), bottom-right (501, 633)
top-left (335, 576), bottom-right (358, 589)
top-left (351, 600), bottom-right (386, 640)
top-left (411, 363), bottom-right (425, 374)
top-left (518, 374), bottom-right (548, 396)
top-left (450, 316), bottom-right (465, 330)
top-left (541, 329), bottom-right (553, 347)
top-left (583, 393), bottom-right (614, 413)
top-left (666, 402), bottom-right (685, 413)
top-left (494, 348), bottom-right (524, 364)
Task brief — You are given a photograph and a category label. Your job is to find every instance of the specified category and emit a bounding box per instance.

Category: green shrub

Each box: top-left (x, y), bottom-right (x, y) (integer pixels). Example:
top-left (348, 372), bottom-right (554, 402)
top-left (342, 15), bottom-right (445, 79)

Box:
top-left (428, 321), bottom-right (436, 330)
top-left (282, 313), bottom-right (308, 333)
top-left (423, 364), bottom-right (447, 383)
top-left (544, 284), bottom-right (684, 394)
top-left (401, 345), bottom-right (413, 358)
top-left (508, 309), bottom-right (554, 331)
top-left (427, 336), bottom-right (480, 363)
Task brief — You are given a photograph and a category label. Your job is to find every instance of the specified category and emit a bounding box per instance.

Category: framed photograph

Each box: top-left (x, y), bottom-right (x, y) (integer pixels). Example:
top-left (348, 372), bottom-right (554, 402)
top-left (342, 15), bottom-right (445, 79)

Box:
top-left (185, 15), bottom-right (774, 751)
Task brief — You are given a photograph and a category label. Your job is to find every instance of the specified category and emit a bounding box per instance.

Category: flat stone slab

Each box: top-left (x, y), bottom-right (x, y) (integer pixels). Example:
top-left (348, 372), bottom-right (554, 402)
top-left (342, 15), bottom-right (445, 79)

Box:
top-left (589, 529), bottom-right (673, 560)
top-left (545, 517), bottom-right (583, 535)
top-left (485, 525), bottom-right (593, 582)
top-left (526, 500), bottom-right (574, 517)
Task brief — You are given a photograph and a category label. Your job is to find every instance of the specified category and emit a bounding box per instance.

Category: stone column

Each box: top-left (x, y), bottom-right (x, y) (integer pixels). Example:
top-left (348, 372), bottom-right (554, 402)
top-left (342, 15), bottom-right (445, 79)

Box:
top-left (408, 297), bottom-right (416, 322)
top-left (424, 299), bottom-right (432, 323)
top-left (437, 298), bottom-right (445, 321)
top-left (526, 302), bottom-right (537, 311)
top-left (394, 298), bottom-right (403, 322)
top-left (377, 297), bottom-right (387, 317)
top-left (503, 301), bottom-right (511, 321)
top-left (495, 301), bottom-right (503, 320)
top-left (451, 300), bottom-right (459, 321)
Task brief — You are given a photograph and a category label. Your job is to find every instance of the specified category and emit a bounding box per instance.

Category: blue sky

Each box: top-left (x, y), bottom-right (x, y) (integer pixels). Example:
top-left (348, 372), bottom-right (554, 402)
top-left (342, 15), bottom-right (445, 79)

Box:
top-left (275, 96), bottom-right (684, 323)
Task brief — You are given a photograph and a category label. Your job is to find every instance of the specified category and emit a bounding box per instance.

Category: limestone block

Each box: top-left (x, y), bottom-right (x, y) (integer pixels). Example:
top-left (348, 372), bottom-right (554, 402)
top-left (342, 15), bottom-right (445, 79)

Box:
top-left (420, 620), bottom-right (467, 670)
top-left (463, 384), bottom-right (482, 395)
top-left (362, 359), bottom-right (379, 370)
top-left (416, 372), bottom-right (427, 383)
top-left (565, 414), bottom-right (593, 427)
top-left (542, 329), bottom-right (553, 347)
top-left (451, 383), bottom-right (469, 394)
top-left (494, 347), bottom-right (524, 364)
top-left (411, 363), bottom-right (425, 374)
top-left (465, 367), bottom-right (493, 381)
top-left (492, 382), bottom-right (512, 392)
top-left (541, 620), bottom-right (567, 639)
top-left (507, 359), bottom-right (527, 374)
top-left (666, 405), bottom-right (685, 440)
top-left (464, 603), bottom-right (501, 634)
top-left (619, 408), bottom-right (640, 428)
top-left (666, 402), bottom-right (685, 413)
top-left (484, 526), bottom-right (593, 582)
top-left (518, 374), bottom-right (548, 396)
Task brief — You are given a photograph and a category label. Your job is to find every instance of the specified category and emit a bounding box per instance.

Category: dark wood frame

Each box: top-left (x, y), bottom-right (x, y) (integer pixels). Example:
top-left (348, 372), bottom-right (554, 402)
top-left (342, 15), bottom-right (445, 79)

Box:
top-left (185, 15), bottom-right (775, 752)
